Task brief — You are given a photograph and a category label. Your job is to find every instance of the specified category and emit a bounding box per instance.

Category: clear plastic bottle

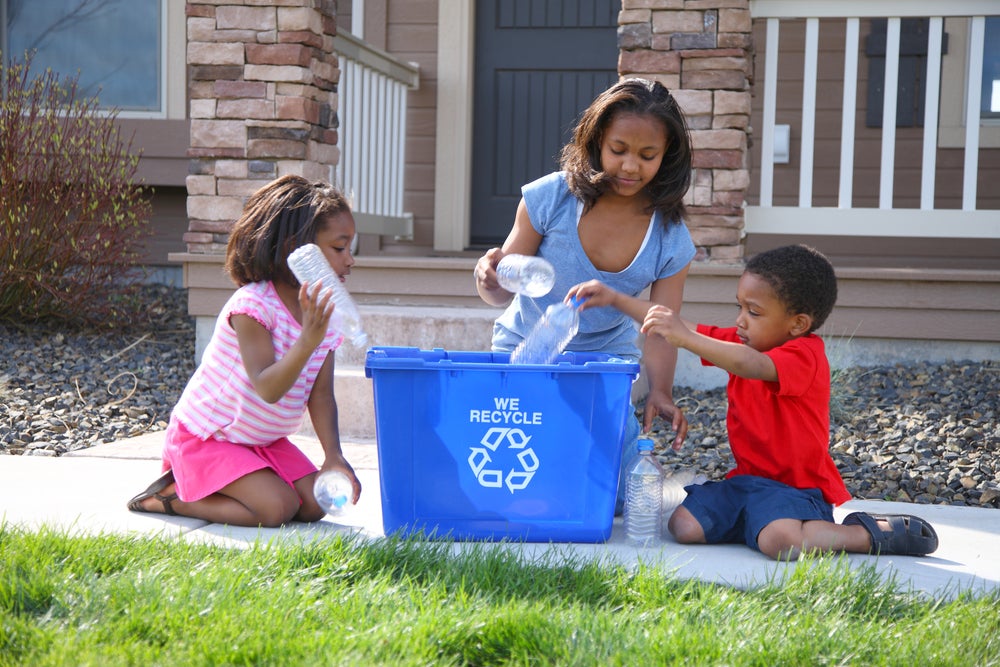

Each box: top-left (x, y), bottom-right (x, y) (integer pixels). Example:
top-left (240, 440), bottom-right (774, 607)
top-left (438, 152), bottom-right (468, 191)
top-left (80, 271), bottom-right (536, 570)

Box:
top-left (509, 296), bottom-right (583, 365)
top-left (314, 470), bottom-right (353, 515)
top-left (624, 438), bottom-right (664, 546)
top-left (662, 468), bottom-right (708, 515)
top-left (287, 243), bottom-right (369, 347)
top-left (496, 254), bottom-right (556, 297)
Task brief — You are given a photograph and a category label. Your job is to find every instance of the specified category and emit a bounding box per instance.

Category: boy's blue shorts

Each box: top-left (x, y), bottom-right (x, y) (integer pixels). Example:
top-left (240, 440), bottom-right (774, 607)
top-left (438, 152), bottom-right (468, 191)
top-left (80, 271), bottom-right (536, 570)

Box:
top-left (681, 475), bottom-right (834, 551)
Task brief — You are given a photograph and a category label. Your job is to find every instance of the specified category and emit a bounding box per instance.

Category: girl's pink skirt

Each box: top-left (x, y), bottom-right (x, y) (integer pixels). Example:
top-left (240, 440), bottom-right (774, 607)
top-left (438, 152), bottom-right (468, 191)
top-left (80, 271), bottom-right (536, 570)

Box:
top-left (162, 419), bottom-right (317, 503)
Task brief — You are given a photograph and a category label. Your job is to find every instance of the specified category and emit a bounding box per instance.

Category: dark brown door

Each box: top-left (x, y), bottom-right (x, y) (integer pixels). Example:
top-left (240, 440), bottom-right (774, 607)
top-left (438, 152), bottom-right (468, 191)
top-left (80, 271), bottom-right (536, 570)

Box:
top-left (469, 0), bottom-right (619, 247)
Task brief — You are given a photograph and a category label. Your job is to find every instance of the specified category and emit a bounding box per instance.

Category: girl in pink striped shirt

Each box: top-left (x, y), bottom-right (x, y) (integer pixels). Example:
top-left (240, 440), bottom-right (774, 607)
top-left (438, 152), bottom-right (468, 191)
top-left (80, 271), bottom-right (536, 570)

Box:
top-left (127, 175), bottom-right (362, 526)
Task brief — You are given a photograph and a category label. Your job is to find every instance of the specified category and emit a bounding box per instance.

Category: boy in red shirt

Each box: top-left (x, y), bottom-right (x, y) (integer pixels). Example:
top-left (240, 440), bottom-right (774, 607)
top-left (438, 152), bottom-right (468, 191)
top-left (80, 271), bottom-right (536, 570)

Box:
top-left (570, 244), bottom-right (938, 560)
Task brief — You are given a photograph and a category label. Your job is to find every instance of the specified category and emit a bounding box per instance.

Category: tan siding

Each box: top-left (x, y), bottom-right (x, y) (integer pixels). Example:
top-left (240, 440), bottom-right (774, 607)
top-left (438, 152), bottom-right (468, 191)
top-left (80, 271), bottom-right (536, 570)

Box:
top-left (175, 252), bottom-right (1000, 344)
top-left (379, 0), bottom-right (439, 254)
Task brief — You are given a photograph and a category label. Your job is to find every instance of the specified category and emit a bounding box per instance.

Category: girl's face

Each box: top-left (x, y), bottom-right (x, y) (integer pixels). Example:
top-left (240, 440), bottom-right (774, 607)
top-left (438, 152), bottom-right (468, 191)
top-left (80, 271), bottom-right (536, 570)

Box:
top-left (598, 111), bottom-right (668, 198)
top-left (734, 272), bottom-right (808, 353)
top-left (314, 211), bottom-right (357, 279)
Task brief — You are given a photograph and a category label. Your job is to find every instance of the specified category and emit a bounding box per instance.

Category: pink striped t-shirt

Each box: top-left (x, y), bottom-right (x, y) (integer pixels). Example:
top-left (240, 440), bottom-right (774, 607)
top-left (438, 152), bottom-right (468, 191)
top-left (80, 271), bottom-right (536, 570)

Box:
top-left (171, 281), bottom-right (343, 445)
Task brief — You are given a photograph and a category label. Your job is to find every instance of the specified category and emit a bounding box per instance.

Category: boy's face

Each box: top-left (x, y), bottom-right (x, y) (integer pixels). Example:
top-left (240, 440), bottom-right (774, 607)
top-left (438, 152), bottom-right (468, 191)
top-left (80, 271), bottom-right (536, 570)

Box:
top-left (314, 211), bottom-right (357, 278)
top-left (734, 272), bottom-right (810, 352)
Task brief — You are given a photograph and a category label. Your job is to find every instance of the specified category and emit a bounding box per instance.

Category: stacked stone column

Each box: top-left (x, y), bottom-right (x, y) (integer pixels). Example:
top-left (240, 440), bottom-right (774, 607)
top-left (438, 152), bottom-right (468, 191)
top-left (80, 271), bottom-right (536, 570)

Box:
top-left (183, 0), bottom-right (340, 254)
top-left (619, 0), bottom-right (752, 262)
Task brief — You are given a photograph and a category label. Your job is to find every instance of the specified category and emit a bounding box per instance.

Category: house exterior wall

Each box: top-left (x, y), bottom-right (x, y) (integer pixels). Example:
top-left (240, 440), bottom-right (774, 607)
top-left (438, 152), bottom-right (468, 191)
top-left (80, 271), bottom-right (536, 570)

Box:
top-left (171, 0), bottom-right (999, 358)
top-left (745, 17), bottom-right (1000, 268)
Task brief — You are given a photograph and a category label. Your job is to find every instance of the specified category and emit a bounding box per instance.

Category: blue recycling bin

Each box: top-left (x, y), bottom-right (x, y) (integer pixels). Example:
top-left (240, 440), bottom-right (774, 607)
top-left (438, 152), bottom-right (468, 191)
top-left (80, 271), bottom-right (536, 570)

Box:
top-left (364, 347), bottom-right (640, 542)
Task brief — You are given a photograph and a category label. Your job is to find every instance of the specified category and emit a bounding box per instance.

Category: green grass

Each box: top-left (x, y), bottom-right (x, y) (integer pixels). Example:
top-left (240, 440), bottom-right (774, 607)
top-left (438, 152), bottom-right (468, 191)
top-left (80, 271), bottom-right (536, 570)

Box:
top-left (2, 526), bottom-right (997, 666)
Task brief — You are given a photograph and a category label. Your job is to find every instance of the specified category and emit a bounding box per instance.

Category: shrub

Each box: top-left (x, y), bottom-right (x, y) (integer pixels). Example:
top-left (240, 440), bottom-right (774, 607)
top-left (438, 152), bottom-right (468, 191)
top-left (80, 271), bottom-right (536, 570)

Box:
top-left (0, 52), bottom-right (153, 328)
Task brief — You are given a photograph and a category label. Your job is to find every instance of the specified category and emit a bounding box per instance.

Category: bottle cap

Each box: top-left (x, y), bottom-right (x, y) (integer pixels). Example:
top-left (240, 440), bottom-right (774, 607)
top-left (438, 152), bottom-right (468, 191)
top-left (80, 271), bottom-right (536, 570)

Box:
top-left (637, 438), bottom-right (655, 452)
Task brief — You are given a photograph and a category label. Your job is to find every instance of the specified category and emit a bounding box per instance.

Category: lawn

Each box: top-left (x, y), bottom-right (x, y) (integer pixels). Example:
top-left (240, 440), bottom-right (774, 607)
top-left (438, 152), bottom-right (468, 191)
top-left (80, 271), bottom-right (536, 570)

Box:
top-left (2, 526), bottom-right (997, 666)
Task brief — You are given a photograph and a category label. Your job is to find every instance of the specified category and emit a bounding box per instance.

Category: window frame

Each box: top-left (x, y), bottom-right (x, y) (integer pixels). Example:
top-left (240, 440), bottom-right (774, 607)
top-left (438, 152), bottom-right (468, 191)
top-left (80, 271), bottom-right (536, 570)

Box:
top-left (0, 0), bottom-right (183, 120)
top-left (939, 16), bottom-right (1000, 148)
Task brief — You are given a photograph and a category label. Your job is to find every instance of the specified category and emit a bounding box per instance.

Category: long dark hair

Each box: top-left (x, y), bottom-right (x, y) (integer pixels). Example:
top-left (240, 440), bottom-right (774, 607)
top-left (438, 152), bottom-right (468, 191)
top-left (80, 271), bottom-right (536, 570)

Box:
top-left (225, 175), bottom-right (351, 286)
top-left (560, 78), bottom-right (692, 224)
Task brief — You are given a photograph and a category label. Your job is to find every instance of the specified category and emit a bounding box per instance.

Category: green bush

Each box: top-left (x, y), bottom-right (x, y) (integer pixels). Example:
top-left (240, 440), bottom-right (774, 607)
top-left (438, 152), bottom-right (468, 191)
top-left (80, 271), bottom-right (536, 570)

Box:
top-left (0, 52), bottom-right (153, 328)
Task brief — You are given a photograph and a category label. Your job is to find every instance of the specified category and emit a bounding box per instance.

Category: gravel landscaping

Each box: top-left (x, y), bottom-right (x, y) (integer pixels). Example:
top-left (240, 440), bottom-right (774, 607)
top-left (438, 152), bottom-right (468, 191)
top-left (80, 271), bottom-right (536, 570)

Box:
top-left (2, 285), bottom-right (997, 509)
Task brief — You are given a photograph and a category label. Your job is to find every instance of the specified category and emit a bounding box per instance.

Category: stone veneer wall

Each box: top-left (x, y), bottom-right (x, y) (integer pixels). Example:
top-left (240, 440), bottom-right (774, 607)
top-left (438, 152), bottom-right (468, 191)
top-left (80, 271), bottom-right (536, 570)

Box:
top-left (183, 0), bottom-right (340, 255)
top-left (618, 0), bottom-right (752, 262)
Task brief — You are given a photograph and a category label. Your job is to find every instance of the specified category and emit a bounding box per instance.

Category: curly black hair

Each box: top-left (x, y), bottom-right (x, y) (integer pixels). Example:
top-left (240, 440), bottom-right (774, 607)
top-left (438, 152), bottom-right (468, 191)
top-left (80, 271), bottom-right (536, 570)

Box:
top-left (745, 244), bottom-right (838, 332)
top-left (560, 78), bottom-right (692, 225)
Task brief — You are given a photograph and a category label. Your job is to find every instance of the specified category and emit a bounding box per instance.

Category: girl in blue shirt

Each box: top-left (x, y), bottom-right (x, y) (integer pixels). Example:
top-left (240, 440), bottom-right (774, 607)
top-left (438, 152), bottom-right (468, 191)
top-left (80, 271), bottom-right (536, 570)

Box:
top-left (475, 78), bottom-right (697, 510)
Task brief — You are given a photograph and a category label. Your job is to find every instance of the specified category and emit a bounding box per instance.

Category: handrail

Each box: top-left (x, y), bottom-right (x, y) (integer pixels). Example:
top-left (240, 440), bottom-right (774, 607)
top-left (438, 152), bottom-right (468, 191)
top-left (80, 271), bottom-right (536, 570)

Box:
top-left (746, 3), bottom-right (999, 239)
top-left (333, 30), bottom-right (419, 239)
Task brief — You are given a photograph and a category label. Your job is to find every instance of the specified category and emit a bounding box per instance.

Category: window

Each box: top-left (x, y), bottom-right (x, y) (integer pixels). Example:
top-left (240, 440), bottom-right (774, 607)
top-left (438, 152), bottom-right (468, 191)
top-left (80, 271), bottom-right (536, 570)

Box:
top-left (982, 17), bottom-right (1000, 118)
top-left (1, 0), bottom-right (162, 114)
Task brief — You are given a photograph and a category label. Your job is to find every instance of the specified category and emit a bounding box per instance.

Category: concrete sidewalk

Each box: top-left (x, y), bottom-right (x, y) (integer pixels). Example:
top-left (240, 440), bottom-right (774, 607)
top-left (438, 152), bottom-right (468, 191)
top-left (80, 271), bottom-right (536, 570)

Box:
top-left (2, 432), bottom-right (998, 600)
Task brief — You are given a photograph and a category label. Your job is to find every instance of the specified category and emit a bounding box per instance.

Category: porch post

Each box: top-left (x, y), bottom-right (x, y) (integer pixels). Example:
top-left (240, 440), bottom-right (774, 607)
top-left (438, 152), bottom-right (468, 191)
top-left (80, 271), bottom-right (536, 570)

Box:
top-left (182, 0), bottom-right (341, 256)
top-left (619, 0), bottom-right (752, 262)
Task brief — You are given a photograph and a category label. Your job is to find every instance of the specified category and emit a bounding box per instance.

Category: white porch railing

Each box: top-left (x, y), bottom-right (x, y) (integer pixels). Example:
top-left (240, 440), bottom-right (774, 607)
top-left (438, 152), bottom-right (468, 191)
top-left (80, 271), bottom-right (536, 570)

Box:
top-left (746, 0), bottom-right (1000, 239)
top-left (333, 30), bottom-right (419, 238)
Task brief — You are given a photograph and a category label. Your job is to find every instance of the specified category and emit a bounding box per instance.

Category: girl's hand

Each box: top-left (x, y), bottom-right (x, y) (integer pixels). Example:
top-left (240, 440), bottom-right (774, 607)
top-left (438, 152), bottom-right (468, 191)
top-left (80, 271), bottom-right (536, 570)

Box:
top-left (474, 247), bottom-right (504, 292)
top-left (298, 281), bottom-right (335, 349)
top-left (566, 280), bottom-right (619, 310)
top-left (320, 455), bottom-right (362, 505)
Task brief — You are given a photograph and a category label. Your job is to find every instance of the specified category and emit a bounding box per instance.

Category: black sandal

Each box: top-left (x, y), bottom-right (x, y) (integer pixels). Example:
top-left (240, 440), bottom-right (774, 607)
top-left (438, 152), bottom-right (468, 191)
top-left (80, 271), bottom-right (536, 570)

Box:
top-left (127, 471), bottom-right (179, 516)
top-left (843, 511), bottom-right (938, 556)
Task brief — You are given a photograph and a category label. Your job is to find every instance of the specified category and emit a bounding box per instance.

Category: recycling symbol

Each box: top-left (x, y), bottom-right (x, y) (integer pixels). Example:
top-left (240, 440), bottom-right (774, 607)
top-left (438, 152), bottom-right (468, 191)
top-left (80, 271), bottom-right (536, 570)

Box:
top-left (467, 427), bottom-right (539, 493)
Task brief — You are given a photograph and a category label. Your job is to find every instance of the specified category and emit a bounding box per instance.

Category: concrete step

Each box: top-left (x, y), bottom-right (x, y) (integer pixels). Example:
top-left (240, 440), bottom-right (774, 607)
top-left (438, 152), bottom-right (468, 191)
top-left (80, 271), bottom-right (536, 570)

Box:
top-left (304, 304), bottom-right (502, 440)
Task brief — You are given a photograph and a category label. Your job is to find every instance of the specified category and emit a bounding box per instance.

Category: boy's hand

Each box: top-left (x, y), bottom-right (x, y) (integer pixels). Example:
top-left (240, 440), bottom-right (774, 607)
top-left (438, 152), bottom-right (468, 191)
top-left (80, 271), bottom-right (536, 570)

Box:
top-left (641, 304), bottom-right (689, 346)
top-left (566, 280), bottom-right (619, 309)
top-left (642, 388), bottom-right (687, 451)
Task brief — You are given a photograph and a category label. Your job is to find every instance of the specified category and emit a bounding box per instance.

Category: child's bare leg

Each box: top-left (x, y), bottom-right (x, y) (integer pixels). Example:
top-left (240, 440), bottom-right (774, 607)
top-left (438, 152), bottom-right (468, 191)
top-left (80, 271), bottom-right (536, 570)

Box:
top-left (757, 518), bottom-right (871, 560)
top-left (136, 469), bottom-right (303, 527)
top-left (666, 506), bottom-right (707, 544)
top-left (292, 472), bottom-right (326, 523)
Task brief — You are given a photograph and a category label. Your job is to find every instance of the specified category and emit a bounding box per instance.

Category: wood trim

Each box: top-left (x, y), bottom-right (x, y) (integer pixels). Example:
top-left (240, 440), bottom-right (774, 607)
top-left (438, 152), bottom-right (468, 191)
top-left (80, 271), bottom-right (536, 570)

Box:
top-left (433, 0), bottom-right (474, 252)
top-left (750, 0), bottom-right (1000, 18)
top-left (746, 206), bottom-right (1000, 238)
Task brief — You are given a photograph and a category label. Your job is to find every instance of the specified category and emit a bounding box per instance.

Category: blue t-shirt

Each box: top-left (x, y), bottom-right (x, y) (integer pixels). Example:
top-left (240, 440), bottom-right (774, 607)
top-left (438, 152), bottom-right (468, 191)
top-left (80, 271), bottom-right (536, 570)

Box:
top-left (492, 171), bottom-right (696, 361)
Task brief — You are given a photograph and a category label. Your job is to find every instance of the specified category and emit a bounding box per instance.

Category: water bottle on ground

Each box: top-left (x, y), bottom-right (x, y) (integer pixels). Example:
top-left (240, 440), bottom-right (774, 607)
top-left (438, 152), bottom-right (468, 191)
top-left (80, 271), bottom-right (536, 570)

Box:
top-left (660, 468), bottom-right (708, 534)
top-left (287, 243), bottom-right (369, 347)
top-left (509, 296), bottom-right (583, 365)
top-left (314, 470), bottom-right (353, 515)
top-left (496, 254), bottom-right (556, 297)
top-left (625, 438), bottom-right (664, 546)
top-left (662, 468), bottom-right (708, 515)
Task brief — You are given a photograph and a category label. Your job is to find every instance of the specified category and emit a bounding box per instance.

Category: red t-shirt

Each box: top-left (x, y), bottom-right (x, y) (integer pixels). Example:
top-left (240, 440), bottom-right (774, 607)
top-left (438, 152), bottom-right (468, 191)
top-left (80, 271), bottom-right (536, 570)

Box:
top-left (697, 325), bottom-right (852, 506)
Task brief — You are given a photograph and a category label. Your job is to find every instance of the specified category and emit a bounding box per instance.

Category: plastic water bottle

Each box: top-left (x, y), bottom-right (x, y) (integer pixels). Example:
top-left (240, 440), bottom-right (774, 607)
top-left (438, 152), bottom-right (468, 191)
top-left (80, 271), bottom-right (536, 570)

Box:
top-left (314, 470), bottom-right (353, 515)
top-left (624, 438), bottom-right (664, 546)
top-left (287, 243), bottom-right (369, 347)
top-left (662, 468), bottom-right (708, 515)
top-left (496, 254), bottom-right (556, 297)
top-left (509, 296), bottom-right (583, 365)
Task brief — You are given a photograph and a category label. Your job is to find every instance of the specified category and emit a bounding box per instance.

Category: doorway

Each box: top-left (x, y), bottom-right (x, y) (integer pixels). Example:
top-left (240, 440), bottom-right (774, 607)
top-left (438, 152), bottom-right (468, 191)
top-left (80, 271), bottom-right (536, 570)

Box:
top-left (469, 0), bottom-right (619, 247)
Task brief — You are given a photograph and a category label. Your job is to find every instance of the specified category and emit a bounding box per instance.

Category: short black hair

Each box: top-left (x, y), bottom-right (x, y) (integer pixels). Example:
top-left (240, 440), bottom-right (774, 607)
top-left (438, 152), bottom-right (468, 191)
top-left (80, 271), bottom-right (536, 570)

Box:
top-left (745, 244), bottom-right (837, 332)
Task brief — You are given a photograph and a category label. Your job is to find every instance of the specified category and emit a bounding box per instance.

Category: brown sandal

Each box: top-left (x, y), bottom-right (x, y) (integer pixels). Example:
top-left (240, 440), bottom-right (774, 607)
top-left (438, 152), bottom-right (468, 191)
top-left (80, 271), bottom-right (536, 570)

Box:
top-left (127, 471), bottom-right (179, 516)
